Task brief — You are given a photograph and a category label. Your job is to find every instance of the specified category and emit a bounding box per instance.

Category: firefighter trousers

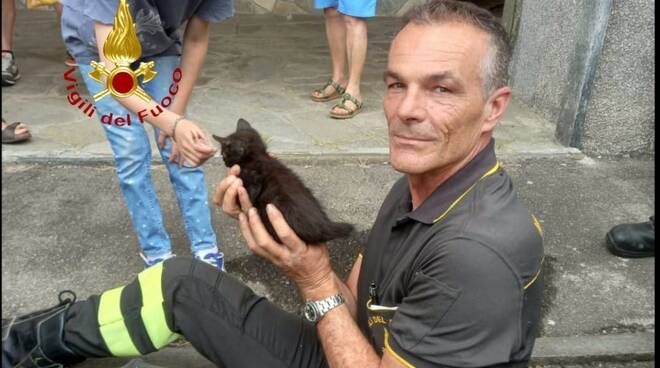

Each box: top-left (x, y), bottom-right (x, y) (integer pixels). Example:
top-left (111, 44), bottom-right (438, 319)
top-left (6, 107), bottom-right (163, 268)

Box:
top-left (62, 257), bottom-right (328, 367)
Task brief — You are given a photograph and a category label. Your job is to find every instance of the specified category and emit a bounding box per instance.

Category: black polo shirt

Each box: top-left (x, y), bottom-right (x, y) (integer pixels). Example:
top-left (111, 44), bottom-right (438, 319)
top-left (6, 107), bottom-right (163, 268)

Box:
top-left (356, 139), bottom-right (544, 367)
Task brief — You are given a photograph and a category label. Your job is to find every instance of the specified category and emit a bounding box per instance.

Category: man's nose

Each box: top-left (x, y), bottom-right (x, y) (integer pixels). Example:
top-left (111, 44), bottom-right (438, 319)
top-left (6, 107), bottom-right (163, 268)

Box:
top-left (396, 87), bottom-right (426, 123)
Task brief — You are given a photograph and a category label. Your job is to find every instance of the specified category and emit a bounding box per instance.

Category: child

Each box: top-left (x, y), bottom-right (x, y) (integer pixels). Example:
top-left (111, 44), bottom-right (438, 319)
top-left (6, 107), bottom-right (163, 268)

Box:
top-left (60, 0), bottom-right (233, 269)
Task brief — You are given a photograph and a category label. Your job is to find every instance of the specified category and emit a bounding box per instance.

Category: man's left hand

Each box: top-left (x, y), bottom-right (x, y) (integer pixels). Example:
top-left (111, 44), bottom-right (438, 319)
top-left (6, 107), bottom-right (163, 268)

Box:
top-left (238, 204), bottom-right (335, 299)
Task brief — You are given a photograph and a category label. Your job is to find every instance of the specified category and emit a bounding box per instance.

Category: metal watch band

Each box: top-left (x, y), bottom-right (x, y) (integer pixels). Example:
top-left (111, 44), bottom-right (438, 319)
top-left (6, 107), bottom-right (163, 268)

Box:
top-left (316, 293), bottom-right (345, 315)
top-left (305, 293), bottom-right (345, 322)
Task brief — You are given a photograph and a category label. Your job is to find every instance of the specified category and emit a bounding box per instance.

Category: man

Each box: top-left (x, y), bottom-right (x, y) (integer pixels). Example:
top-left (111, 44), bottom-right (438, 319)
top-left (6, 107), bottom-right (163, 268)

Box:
top-left (2, 1), bottom-right (544, 367)
top-left (310, 0), bottom-right (374, 119)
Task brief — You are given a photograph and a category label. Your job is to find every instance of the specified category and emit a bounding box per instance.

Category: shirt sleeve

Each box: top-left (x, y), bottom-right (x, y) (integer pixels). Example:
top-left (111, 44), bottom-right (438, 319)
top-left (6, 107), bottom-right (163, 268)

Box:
top-left (195, 0), bottom-right (235, 22)
top-left (386, 237), bottom-right (523, 367)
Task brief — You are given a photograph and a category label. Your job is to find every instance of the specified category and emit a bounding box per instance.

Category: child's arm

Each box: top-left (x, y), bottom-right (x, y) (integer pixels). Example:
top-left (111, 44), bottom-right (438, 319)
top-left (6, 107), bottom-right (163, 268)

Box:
top-left (93, 23), bottom-right (216, 167)
top-left (169, 16), bottom-right (210, 116)
top-left (158, 16), bottom-right (211, 165)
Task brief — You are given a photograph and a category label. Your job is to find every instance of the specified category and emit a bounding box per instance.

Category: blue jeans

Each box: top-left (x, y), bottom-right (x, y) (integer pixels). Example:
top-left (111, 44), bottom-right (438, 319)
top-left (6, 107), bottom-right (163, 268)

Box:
top-left (78, 56), bottom-right (218, 259)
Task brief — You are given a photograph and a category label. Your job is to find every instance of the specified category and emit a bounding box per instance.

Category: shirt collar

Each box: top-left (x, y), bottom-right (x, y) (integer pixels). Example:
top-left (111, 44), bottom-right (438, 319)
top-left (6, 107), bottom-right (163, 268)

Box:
top-left (395, 139), bottom-right (499, 226)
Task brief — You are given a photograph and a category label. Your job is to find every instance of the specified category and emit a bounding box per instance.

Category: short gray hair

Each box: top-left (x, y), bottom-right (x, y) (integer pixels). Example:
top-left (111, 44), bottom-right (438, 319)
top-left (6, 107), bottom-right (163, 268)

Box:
top-left (402, 0), bottom-right (512, 97)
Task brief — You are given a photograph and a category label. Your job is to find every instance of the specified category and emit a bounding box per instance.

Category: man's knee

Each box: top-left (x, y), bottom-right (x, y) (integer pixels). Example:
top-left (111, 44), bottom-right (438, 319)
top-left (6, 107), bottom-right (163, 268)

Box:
top-left (161, 257), bottom-right (264, 322)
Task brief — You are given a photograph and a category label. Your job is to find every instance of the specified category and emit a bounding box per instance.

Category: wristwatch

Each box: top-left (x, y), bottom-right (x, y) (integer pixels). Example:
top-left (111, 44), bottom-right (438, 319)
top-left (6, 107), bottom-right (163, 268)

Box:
top-left (303, 293), bottom-right (345, 323)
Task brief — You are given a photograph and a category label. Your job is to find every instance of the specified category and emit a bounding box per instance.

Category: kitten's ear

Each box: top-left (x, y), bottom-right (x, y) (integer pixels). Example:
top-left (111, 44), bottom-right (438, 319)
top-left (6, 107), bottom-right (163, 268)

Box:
top-left (236, 118), bottom-right (252, 131)
top-left (212, 135), bottom-right (228, 145)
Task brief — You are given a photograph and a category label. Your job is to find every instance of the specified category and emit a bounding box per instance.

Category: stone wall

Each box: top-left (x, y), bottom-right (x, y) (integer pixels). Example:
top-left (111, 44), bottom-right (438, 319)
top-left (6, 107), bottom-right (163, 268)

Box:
top-left (581, 0), bottom-right (655, 156)
top-left (508, 0), bottom-right (655, 156)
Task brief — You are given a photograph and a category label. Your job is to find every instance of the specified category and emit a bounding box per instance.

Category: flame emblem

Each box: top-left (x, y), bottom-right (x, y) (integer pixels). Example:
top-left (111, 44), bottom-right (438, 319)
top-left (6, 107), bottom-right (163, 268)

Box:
top-left (88, 0), bottom-right (156, 102)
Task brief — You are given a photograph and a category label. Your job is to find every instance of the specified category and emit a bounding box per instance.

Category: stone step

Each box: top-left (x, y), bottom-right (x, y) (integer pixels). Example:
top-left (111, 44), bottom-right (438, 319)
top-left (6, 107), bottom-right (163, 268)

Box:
top-left (71, 332), bottom-right (655, 367)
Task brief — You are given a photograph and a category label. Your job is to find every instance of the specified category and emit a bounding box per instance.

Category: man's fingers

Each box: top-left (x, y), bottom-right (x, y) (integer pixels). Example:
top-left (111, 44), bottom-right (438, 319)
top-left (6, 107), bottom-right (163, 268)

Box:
top-left (229, 164), bottom-right (241, 176)
top-left (222, 179), bottom-right (242, 213)
top-left (239, 213), bottom-right (268, 258)
top-left (238, 213), bottom-right (256, 248)
top-left (238, 186), bottom-right (253, 212)
top-left (158, 133), bottom-right (166, 149)
top-left (266, 204), bottom-right (304, 251)
top-left (213, 175), bottom-right (236, 206)
top-left (247, 208), bottom-right (288, 260)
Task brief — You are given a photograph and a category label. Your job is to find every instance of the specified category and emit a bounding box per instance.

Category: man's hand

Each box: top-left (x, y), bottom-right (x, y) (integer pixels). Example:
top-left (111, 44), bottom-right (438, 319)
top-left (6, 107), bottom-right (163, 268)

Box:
top-left (213, 165), bottom-right (253, 218)
top-left (238, 204), bottom-right (335, 299)
top-left (172, 119), bottom-right (217, 167)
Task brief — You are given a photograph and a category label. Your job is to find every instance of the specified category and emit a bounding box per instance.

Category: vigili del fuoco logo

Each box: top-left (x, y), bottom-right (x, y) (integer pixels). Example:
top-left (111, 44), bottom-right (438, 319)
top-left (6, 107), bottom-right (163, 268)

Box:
top-left (63, 0), bottom-right (182, 126)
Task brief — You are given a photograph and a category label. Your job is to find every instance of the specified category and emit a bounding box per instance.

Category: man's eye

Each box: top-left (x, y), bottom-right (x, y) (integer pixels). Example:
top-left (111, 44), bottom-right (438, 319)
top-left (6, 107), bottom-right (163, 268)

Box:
top-left (433, 86), bottom-right (449, 93)
top-left (387, 82), bottom-right (404, 89)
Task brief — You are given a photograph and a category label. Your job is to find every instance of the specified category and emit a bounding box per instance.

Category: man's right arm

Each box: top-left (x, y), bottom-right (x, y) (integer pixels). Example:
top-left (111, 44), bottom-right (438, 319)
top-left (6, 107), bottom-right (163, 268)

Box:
top-left (338, 253), bottom-right (362, 320)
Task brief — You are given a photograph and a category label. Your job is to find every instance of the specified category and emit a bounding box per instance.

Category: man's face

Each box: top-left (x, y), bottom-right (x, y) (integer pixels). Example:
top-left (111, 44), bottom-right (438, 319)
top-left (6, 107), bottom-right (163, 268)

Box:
top-left (384, 22), bottom-right (493, 175)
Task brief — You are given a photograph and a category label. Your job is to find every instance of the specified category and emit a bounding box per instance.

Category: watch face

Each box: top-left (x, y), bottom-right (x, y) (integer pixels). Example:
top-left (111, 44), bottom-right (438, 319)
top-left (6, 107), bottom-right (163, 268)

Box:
top-left (304, 304), bottom-right (317, 322)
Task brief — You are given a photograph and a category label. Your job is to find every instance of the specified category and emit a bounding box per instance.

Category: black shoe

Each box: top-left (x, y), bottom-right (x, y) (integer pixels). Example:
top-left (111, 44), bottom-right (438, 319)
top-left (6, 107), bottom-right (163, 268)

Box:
top-left (606, 216), bottom-right (655, 258)
top-left (2, 291), bottom-right (85, 367)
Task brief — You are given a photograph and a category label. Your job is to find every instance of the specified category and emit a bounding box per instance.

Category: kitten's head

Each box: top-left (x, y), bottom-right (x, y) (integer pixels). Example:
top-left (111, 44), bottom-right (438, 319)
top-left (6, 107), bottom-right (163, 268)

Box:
top-left (213, 119), bottom-right (268, 167)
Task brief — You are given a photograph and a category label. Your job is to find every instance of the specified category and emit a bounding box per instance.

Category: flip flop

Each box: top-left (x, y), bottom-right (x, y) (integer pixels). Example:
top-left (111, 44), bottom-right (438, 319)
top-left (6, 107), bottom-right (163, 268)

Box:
top-left (311, 79), bottom-right (346, 102)
top-left (1, 120), bottom-right (31, 143)
top-left (329, 93), bottom-right (363, 119)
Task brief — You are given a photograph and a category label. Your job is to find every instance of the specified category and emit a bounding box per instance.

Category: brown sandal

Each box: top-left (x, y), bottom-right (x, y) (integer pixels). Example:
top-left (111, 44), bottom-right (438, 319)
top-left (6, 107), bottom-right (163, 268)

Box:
top-left (311, 79), bottom-right (346, 102)
top-left (1, 119), bottom-right (31, 144)
top-left (329, 93), bottom-right (363, 119)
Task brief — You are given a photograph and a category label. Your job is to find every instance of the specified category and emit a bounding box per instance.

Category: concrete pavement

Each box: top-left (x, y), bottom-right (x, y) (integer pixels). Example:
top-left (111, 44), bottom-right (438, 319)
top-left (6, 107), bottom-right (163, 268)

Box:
top-left (1, 156), bottom-right (655, 366)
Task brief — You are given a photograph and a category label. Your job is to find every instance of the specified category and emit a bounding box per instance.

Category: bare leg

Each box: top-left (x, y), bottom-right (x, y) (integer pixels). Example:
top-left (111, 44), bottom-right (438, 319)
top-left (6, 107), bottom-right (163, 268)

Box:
top-left (53, 1), bottom-right (63, 19)
top-left (332, 15), bottom-right (367, 115)
top-left (311, 7), bottom-right (347, 99)
top-left (1, 0), bottom-right (16, 51)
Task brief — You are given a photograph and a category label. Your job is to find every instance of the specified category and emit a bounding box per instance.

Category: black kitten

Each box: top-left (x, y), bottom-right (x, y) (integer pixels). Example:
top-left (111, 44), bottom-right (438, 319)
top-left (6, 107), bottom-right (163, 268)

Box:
top-left (213, 119), bottom-right (354, 244)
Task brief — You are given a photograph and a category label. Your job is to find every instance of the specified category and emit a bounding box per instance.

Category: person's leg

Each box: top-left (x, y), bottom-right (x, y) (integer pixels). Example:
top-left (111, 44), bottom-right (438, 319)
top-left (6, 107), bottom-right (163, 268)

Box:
top-left (3, 258), bottom-right (327, 367)
top-left (53, 1), bottom-right (75, 66)
top-left (1, 0), bottom-right (15, 51)
top-left (1, 0), bottom-right (20, 86)
top-left (53, 1), bottom-right (62, 18)
top-left (78, 63), bottom-right (173, 263)
top-left (311, 5), bottom-right (347, 100)
top-left (330, 15), bottom-right (367, 115)
top-left (330, 0), bottom-right (375, 117)
top-left (141, 56), bottom-right (223, 268)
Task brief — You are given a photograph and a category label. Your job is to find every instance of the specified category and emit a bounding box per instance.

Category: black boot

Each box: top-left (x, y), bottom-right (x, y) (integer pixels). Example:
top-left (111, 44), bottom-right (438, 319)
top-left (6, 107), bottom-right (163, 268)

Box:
top-left (606, 216), bottom-right (655, 258)
top-left (2, 291), bottom-right (85, 367)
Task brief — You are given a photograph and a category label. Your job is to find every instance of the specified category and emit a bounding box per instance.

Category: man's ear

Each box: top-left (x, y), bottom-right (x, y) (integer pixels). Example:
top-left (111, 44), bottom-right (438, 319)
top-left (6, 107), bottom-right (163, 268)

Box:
top-left (481, 86), bottom-right (512, 133)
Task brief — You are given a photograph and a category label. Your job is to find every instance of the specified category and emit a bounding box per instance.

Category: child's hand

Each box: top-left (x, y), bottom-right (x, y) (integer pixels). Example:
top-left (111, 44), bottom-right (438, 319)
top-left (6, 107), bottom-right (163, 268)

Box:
top-left (173, 119), bottom-right (217, 167)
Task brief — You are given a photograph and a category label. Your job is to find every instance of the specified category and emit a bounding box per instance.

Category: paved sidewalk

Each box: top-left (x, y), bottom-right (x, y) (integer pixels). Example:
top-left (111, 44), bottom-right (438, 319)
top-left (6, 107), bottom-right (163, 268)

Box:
top-left (1, 10), bottom-right (574, 161)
